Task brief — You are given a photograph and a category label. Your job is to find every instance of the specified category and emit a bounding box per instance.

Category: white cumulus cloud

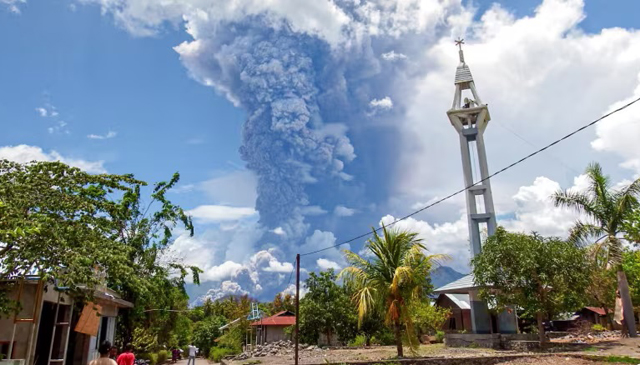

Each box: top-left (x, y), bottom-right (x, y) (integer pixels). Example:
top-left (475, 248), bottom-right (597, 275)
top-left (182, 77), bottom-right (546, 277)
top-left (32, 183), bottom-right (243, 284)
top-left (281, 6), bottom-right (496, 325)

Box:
top-left (87, 131), bottom-right (117, 140)
top-left (334, 205), bottom-right (356, 217)
top-left (316, 258), bottom-right (340, 271)
top-left (0, 144), bottom-right (106, 173)
top-left (188, 205), bottom-right (257, 223)
top-left (369, 97), bottom-right (393, 110)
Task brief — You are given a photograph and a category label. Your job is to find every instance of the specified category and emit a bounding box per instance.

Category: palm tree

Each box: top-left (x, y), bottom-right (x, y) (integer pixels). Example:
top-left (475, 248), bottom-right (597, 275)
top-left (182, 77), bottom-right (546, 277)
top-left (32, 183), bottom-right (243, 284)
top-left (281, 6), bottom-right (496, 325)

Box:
top-left (553, 162), bottom-right (640, 337)
top-left (339, 225), bottom-right (446, 357)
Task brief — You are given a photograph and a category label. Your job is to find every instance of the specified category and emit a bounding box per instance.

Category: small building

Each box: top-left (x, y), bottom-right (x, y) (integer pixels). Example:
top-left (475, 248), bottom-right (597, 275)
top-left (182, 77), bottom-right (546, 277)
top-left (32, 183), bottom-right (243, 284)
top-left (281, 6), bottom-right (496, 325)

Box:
top-left (577, 307), bottom-right (609, 327)
top-left (250, 311), bottom-right (295, 344)
top-left (435, 293), bottom-right (472, 332)
top-left (0, 277), bottom-right (132, 364)
top-left (549, 307), bottom-right (610, 331)
top-left (434, 275), bottom-right (516, 334)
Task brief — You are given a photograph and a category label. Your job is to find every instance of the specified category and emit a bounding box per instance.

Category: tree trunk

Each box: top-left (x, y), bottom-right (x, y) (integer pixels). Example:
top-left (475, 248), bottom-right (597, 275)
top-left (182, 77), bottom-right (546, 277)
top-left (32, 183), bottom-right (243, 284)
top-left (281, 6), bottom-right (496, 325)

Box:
top-left (394, 320), bottom-right (403, 358)
top-left (536, 312), bottom-right (546, 344)
top-left (617, 270), bottom-right (637, 337)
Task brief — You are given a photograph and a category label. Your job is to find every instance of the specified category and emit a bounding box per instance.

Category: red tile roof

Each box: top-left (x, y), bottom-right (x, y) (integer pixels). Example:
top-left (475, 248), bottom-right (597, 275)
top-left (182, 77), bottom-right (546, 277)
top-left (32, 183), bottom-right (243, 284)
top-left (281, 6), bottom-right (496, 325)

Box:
top-left (584, 307), bottom-right (608, 316)
top-left (251, 311), bottom-right (296, 327)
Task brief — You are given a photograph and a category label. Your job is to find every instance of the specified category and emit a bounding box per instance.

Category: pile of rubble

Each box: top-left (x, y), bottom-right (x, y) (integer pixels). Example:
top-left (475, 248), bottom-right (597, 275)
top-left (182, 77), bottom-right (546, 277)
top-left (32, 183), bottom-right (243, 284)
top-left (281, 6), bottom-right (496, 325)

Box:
top-left (233, 341), bottom-right (326, 360)
top-left (553, 330), bottom-right (620, 344)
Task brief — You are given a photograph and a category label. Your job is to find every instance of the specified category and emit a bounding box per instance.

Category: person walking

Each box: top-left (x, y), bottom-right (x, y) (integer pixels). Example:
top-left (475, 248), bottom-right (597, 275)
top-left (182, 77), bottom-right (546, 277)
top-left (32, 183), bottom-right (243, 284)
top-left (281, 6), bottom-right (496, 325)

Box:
top-left (171, 347), bottom-right (181, 363)
top-left (116, 344), bottom-right (135, 365)
top-left (187, 344), bottom-right (198, 365)
top-left (90, 341), bottom-right (117, 365)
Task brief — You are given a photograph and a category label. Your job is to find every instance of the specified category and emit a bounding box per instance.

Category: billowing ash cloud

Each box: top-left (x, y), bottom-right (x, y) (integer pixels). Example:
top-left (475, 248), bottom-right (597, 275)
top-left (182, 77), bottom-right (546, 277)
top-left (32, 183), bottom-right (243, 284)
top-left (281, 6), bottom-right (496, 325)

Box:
top-left (175, 25), bottom-right (362, 237)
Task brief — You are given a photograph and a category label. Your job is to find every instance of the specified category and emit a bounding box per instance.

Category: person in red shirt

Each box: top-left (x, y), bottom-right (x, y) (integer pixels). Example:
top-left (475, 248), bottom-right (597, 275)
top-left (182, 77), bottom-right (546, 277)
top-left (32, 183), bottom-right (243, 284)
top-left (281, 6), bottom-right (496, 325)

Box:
top-left (116, 344), bottom-right (135, 365)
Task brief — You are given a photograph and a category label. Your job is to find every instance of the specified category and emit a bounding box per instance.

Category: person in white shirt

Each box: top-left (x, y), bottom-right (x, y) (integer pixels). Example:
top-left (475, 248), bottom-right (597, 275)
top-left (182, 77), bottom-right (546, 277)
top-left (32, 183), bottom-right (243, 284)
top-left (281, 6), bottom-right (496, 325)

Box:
top-left (187, 344), bottom-right (198, 365)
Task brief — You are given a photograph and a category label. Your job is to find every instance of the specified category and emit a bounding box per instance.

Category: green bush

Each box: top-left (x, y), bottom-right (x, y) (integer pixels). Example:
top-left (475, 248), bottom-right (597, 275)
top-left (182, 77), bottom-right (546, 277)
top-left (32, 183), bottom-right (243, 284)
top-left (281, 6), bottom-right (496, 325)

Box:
top-left (217, 325), bottom-right (244, 353)
top-left (157, 350), bottom-right (169, 363)
top-left (348, 334), bottom-right (366, 347)
top-left (138, 353), bottom-right (158, 365)
top-left (372, 330), bottom-right (395, 345)
top-left (592, 324), bottom-right (605, 332)
top-left (435, 330), bottom-right (445, 343)
top-left (208, 347), bottom-right (236, 362)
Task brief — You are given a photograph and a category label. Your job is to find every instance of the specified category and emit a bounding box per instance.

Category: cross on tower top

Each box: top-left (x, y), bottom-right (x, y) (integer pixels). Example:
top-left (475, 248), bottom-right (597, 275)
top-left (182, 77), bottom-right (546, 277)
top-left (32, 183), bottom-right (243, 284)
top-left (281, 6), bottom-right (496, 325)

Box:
top-left (455, 37), bottom-right (466, 63)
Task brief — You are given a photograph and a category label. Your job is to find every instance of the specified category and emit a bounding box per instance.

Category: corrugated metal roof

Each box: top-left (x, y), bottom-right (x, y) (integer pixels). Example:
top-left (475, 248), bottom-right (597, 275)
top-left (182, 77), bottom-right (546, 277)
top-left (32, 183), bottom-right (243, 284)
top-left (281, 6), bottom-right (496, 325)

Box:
top-left (445, 294), bottom-right (470, 310)
top-left (584, 307), bottom-right (608, 316)
top-left (433, 274), bottom-right (478, 294)
top-left (251, 311), bottom-right (296, 327)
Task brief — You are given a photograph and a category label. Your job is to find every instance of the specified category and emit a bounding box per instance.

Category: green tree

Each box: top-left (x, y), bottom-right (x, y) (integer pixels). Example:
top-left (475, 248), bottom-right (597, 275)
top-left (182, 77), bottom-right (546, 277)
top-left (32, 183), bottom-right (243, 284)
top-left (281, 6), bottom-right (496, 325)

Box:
top-left (623, 208), bottom-right (640, 244)
top-left (106, 172), bottom-right (202, 344)
top-left (0, 160), bottom-right (142, 315)
top-left (192, 316), bottom-right (225, 356)
top-left (553, 162), bottom-right (640, 336)
top-left (410, 302), bottom-right (451, 337)
top-left (340, 226), bottom-right (443, 357)
top-left (472, 228), bottom-right (590, 343)
top-left (299, 270), bottom-right (357, 345)
top-left (270, 293), bottom-right (295, 315)
top-left (622, 250), bottom-right (640, 311)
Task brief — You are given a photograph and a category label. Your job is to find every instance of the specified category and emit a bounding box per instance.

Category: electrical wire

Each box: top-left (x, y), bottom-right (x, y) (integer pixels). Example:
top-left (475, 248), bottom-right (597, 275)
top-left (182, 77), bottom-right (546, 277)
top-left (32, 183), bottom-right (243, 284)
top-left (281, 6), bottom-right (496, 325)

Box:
top-left (300, 96), bottom-right (640, 257)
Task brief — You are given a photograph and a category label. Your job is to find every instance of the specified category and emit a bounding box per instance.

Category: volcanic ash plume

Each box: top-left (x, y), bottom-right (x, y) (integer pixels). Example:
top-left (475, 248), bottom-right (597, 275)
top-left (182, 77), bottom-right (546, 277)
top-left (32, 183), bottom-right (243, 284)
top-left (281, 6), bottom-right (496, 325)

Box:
top-left (177, 28), bottom-right (356, 237)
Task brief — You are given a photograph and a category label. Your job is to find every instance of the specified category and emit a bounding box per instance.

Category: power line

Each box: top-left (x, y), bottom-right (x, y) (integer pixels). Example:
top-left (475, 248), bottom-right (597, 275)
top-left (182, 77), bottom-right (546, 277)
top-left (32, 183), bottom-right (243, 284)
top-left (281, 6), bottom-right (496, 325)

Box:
top-left (300, 96), bottom-right (640, 257)
top-left (492, 119), bottom-right (581, 175)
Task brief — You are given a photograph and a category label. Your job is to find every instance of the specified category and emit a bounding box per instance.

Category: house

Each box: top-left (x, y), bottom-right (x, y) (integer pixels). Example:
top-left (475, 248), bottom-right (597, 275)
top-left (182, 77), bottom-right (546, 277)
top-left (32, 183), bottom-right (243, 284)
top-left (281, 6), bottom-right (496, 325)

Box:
top-left (250, 311), bottom-right (295, 344)
top-left (435, 293), bottom-right (472, 332)
top-left (549, 307), bottom-right (611, 331)
top-left (0, 277), bottom-right (132, 365)
top-left (434, 275), bottom-right (516, 334)
top-left (576, 307), bottom-right (609, 327)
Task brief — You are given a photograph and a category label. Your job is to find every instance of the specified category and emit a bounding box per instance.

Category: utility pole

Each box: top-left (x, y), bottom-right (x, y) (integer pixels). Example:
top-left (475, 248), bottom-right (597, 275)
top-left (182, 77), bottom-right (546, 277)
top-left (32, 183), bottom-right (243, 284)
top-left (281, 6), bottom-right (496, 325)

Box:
top-left (295, 254), bottom-right (300, 365)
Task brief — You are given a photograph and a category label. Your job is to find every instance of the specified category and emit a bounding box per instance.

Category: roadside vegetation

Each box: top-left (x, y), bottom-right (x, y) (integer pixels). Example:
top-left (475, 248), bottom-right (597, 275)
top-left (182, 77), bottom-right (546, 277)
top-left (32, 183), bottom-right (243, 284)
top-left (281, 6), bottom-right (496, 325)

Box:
top-left (2, 159), bottom-right (640, 360)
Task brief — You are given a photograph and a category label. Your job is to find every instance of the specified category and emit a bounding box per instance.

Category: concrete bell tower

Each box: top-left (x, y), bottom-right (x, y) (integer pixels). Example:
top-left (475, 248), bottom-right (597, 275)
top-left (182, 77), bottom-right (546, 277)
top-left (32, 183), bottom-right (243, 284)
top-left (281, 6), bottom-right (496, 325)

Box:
top-left (447, 39), bottom-right (503, 334)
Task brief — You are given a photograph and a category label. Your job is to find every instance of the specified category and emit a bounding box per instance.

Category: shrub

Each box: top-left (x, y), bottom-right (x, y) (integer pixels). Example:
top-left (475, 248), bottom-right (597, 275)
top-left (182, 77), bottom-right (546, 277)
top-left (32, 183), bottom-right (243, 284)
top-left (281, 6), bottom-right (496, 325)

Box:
top-left (217, 325), bottom-right (244, 353)
top-left (138, 353), bottom-right (158, 365)
top-left (592, 324), bottom-right (606, 332)
top-left (208, 347), bottom-right (236, 362)
top-left (348, 334), bottom-right (366, 347)
top-left (372, 330), bottom-right (395, 345)
top-left (434, 330), bottom-right (445, 343)
top-left (157, 350), bottom-right (169, 363)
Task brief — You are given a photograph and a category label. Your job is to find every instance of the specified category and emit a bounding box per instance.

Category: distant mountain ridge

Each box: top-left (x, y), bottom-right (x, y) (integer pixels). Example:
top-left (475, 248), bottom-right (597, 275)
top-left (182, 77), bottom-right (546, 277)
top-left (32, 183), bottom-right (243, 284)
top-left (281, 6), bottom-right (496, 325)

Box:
top-left (431, 266), bottom-right (466, 289)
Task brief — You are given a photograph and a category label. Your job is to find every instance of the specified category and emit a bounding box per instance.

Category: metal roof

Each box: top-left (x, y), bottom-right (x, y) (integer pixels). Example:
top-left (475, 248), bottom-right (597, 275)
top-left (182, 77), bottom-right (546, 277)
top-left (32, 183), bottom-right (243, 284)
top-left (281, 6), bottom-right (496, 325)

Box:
top-left (433, 274), bottom-right (479, 294)
top-left (444, 293), bottom-right (470, 310)
top-left (251, 311), bottom-right (296, 327)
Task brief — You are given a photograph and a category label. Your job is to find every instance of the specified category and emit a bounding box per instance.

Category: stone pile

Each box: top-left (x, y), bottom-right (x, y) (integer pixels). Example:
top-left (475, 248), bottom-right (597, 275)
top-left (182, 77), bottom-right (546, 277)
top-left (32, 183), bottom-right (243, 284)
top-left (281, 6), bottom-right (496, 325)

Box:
top-left (234, 341), bottom-right (326, 360)
top-left (553, 330), bottom-right (620, 343)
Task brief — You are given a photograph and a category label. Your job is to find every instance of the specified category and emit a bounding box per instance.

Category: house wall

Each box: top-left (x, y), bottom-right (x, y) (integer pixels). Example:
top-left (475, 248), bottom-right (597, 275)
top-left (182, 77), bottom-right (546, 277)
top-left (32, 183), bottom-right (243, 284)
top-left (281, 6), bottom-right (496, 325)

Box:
top-left (85, 307), bottom-right (118, 363)
top-left (262, 326), bottom-right (288, 343)
top-left (436, 296), bottom-right (472, 332)
top-left (0, 284), bottom-right (39, 360)
top-left (0, 282), bottom-right (72, 361)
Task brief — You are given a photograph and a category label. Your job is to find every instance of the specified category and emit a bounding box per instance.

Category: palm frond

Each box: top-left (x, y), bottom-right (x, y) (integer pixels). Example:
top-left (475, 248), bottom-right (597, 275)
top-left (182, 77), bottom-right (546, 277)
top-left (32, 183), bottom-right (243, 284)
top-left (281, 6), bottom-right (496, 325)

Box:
top-left (568, 221), bottom-right (605, 245)
top-left (553, 190), bottom-right (597, 218)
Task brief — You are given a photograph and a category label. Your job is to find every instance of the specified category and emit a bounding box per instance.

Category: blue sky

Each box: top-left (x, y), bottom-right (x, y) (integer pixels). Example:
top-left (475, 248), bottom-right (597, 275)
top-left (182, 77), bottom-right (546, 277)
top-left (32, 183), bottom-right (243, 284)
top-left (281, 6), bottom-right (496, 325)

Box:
top-left (2, 0), bottom-right (640, 302)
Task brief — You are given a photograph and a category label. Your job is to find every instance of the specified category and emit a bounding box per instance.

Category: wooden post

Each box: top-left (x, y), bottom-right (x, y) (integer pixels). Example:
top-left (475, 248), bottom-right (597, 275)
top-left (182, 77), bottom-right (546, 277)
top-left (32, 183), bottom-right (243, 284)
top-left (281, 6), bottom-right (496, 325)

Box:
top-left (295, 254), bottom-right (300, 365)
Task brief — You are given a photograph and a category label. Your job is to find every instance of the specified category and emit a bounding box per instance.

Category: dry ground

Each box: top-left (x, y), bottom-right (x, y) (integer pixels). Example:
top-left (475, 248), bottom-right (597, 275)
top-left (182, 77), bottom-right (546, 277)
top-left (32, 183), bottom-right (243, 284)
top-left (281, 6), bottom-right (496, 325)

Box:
top-left (221, 338), bottom-right (640, 365)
